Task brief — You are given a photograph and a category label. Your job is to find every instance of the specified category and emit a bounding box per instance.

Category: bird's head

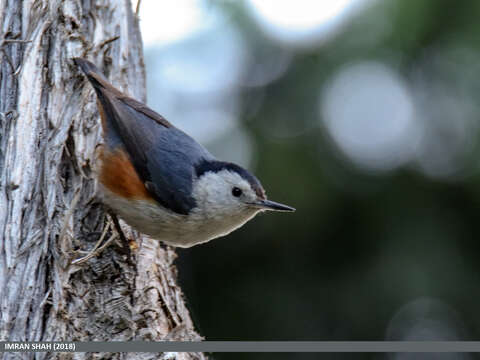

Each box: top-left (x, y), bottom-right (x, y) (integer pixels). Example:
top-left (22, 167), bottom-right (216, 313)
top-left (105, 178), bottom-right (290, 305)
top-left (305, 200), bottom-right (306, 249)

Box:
top-left (192, 160), bottom-right (294, 223)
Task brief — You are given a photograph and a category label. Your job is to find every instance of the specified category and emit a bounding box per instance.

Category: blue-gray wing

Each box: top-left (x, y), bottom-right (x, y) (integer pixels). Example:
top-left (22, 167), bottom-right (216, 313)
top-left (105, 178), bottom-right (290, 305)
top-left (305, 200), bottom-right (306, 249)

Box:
top-left (114, 99), bottom-right (213, 215)
top-left (103, 93), bottom-right (214, 215)
top-left (74, 57), bottom-right (213, 214)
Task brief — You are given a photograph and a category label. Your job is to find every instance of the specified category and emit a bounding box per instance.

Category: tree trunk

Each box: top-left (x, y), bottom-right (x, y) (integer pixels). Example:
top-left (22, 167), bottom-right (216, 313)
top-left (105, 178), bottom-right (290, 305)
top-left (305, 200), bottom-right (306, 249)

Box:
top-left (0, 1), bottom-right (204, 359)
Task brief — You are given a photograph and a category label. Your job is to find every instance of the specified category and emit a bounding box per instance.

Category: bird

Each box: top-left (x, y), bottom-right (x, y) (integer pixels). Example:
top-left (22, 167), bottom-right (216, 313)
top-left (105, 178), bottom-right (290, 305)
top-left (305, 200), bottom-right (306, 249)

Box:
top-left (74, 58), bottom-right (295, 248)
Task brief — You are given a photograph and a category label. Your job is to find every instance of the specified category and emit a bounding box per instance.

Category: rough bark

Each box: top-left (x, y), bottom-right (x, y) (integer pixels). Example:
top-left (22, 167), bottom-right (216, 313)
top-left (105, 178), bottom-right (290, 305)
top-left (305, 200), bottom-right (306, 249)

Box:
top-left (0, 1), bottom-right (204, 359)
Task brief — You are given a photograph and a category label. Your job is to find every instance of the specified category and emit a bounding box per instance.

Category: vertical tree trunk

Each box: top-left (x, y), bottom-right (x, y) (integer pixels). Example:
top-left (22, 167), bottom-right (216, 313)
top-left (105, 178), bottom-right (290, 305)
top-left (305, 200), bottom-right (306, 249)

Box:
top-left (0, 1), bottom-right (204, 359)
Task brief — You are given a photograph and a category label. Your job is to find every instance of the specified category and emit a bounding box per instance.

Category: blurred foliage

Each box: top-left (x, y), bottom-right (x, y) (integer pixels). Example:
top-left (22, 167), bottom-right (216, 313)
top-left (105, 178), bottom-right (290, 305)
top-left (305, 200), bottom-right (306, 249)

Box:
top-left (144, 0), bottom-right (480, 359)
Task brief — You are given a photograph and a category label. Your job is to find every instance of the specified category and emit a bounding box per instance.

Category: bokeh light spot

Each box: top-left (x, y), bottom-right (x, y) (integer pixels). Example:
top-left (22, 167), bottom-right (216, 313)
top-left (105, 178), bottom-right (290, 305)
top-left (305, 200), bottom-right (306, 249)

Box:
top-left (246, 0), bottom-right (367, 46)
top-left (321, 61), bottom-right (417, 172)
top-left (138, 0), bottom-right (218, 46)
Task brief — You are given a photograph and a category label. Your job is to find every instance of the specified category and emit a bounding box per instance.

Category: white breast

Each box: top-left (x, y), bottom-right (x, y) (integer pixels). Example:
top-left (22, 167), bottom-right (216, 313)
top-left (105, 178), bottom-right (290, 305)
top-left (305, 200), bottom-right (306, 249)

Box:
top-left (100, 185), bottom-right (259, 247)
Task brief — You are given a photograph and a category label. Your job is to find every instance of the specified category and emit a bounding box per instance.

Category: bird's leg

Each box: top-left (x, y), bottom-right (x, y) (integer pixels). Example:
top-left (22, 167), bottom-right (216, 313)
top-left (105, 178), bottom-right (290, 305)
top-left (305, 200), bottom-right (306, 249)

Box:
top-left (110, 212), bottom-right (128, 244)
top-left (109, 212), bottom-right (134, 264)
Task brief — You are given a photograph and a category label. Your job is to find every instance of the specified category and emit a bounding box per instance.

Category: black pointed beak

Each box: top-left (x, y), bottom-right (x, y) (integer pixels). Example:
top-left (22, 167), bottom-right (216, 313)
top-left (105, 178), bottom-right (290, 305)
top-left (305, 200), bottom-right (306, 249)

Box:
top-left (254, 199), bottom-right (295, 212)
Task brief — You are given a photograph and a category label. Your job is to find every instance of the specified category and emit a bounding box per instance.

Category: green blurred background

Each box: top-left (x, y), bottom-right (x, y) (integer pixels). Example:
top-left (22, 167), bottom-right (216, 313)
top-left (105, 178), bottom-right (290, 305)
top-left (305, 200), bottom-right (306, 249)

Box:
top-left (141, 0), bottom-right (480, 358)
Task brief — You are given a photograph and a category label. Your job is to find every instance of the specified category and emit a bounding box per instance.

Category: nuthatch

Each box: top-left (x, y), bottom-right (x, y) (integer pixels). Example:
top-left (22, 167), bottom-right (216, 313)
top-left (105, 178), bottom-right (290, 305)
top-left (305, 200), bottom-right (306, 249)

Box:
top-left (74, 58), bottom-right (294, 248)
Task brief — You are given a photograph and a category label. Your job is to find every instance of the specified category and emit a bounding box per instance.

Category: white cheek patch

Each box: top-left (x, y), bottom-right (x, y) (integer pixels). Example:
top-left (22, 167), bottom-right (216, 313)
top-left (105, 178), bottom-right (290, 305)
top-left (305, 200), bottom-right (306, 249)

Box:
top-left (192, 170), bottom-right (256, 214)
top-left (193, 171), bottom-right (249, 200)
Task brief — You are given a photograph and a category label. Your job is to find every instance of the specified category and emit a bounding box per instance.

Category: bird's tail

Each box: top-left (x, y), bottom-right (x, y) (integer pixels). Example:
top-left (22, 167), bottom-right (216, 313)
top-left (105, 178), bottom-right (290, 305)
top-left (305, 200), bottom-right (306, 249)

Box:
top-left (73, 58), bottom-right (122, 96)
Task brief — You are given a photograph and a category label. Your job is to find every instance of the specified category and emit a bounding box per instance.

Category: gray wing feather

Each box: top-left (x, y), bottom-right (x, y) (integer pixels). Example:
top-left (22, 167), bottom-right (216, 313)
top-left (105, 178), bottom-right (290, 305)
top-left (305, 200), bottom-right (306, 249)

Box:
top-left (109, 96), bottom-right (214, 215)
top-left (74, 58), bottom-right (213, 214)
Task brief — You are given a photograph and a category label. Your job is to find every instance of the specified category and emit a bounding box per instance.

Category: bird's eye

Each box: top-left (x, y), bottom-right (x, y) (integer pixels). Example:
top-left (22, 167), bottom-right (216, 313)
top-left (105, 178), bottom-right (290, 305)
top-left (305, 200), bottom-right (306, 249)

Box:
top-left (232, 187), bottom-right (242, 197)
